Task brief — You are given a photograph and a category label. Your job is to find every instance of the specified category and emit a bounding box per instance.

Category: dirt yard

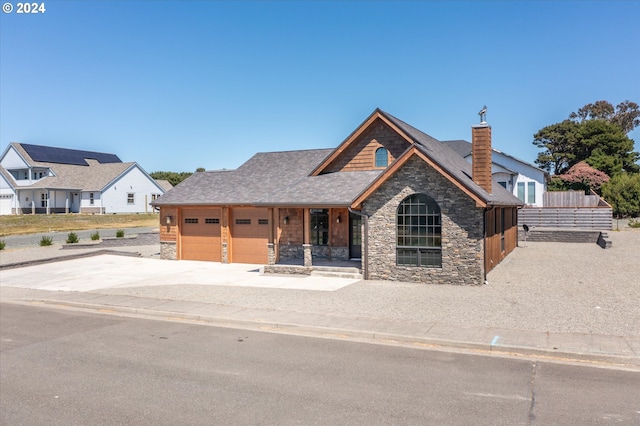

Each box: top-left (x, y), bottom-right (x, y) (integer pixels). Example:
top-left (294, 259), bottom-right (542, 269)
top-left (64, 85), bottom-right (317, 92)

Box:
top-left (0, 214), bottom-right (160, 237)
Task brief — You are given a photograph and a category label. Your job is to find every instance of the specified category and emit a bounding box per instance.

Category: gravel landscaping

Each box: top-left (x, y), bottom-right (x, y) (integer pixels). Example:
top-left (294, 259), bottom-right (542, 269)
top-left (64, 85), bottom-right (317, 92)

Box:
top-left (93, 229), bottom-right (640, 337)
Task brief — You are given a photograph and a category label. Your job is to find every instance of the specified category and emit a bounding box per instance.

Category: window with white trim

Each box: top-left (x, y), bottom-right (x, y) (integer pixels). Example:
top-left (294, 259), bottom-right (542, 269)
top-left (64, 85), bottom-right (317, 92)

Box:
top-left (527, 182), bottom-right (536, 204)
top-left (517, 182), bottom-right (525, 202)
top-left (127, 193), bottom-right (134, 204)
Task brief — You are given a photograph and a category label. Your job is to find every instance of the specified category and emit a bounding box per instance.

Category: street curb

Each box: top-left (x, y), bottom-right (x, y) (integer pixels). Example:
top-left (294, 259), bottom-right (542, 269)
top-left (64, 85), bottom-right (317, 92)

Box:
top-left (9, 298), bottom-right (640, 371)
top-left (0, 250), bottom-right (142, 270)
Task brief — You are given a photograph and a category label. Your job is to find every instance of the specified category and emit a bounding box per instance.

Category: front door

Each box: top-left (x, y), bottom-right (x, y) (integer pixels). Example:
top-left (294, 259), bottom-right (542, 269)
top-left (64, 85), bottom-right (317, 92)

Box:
top-left (71, 192), bottom-right (79, 213)
top-left (349, 212), bottom-right (362, 259)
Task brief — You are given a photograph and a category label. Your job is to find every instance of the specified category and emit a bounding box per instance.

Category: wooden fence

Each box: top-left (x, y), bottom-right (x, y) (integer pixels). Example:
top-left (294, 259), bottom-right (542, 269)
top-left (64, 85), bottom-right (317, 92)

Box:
top-left (518, 207), bottom-right (612, 230)
top-left (519, 190), bottom-right (612, 230)
top-left (544, 190), bottom-right (600, 207)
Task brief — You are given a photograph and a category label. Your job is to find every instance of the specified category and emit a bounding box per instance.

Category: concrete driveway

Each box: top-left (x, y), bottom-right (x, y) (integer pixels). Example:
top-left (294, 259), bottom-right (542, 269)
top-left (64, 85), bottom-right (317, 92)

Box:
top-left (0, 255), bottom-right (359, 292)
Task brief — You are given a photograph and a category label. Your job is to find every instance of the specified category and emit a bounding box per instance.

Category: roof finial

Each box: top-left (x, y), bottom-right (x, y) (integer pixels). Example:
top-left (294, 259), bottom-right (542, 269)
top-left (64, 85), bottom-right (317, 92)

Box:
top-left (478, 105), bottom-right (487, 124)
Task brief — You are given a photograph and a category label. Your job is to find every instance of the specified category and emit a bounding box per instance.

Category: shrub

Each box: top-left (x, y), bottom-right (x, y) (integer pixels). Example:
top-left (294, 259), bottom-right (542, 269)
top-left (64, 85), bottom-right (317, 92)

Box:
top-left (629, 218), bottom-right (640, 228)
top-left (39, 236), bottom-right (53, 246)
top-left (601, 172), bottom-right (640, 217)
top-left (116, 229), bottom-right (125, 238)
top-left (0, 240), bottom-right (5, 250)
top-left (90, 231), bottom-right (100, 241)
top-left (548, 161), bottom-right (610, 194)
top-left (66, 232), bottom-right (79, 244)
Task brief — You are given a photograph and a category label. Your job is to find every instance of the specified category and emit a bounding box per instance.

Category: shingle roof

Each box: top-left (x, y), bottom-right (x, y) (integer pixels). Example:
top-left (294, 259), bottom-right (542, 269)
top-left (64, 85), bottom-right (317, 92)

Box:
top-left (154, 149), bottom-right (347, 205)
top-left (0, 165), bottom-right (17, 188)
top-left (380, 110), bottom-right (522, 206)
top-left (255, 170), bottom-right (383, 207)
top-left (441, 139), bottom-right (548, 175)
top-left (7, 143), bottom-right (156, 192)
top-left (24, 162), bottom-right (136, 191)
top-left (155, 179), bottom-right (174, 192)
top-left (153, 110), bottom-right (523, 208)
top-left (440, 140), bottom-right (473, 157)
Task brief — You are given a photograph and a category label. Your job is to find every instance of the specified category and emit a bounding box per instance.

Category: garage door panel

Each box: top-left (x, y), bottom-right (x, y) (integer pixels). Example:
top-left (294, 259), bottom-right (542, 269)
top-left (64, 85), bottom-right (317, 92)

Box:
top-left (181, 208), bottom-right (221, 261)
top-left (231, 208), bottom-right (269, 264)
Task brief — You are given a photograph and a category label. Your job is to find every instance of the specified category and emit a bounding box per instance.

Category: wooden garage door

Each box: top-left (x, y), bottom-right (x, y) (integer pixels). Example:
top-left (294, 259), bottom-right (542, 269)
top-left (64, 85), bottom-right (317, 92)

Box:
top-left (230, 207), bottom-right (269, 264)
top-left (181, 208), bottom-right (221, 261)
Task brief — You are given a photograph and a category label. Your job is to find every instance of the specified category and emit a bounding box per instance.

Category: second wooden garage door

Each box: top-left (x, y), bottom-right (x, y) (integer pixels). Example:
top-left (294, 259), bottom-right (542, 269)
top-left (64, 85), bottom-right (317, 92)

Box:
top-left (181, 208), bottom-right (221, 261)
top-left (230, 207), bottom-right (269, 264)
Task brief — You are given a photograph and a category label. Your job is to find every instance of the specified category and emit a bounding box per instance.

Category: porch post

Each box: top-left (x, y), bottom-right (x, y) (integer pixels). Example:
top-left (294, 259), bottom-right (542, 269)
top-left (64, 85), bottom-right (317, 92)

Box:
top-left (221, 207), bottom-right (229, 263)
top-left (46, 190), bottom-right (50, 214)
top-left (267, 207), bottom-right (275, 265)
top-left (303, 208), bottom-right (312, 267)
top-left (303, 244), bottom-right (312, 267)
top-left (31, 191), bottom-right (35, 214)
top-left (65, 194), bottom-right (69, 214)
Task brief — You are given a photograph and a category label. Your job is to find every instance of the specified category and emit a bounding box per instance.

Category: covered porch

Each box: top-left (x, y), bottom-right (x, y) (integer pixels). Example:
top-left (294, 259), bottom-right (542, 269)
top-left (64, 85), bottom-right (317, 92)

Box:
top-left (14, 187), bottom-right (82, 214)
top-left (263, 206), bottom-right (365, 278)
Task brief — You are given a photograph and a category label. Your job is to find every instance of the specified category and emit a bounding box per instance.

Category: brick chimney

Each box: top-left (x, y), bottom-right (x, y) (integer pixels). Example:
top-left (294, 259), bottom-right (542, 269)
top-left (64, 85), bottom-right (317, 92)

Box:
top-left (471, 123), bottom-right (492, 193)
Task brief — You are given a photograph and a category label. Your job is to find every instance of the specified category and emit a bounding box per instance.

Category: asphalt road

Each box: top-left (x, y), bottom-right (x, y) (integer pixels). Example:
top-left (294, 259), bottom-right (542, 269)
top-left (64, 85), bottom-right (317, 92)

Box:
top-left (1, 304), bottom-right (639, 426)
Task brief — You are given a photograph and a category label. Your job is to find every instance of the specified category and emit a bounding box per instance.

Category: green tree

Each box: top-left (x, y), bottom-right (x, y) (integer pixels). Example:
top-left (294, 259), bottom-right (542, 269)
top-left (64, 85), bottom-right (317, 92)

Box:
top-left (577, 120), bottom-right (639, 176)
top-left (533, 120), bottom-right (580, 175)
top-left (149, 171), bottom-right (193, 186)
top-left (569, 100), bottom-right (640, 134)
top-left (195, 167), bottom-right (206, 172)
top-left (533, 103), bottom-right (640, 176)
top-left (601, 173), bottom-right (640, 217)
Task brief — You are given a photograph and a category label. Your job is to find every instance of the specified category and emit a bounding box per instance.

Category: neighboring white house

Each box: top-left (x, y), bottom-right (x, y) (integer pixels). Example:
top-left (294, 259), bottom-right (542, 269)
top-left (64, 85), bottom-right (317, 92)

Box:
top-left (0, 142), bottom-right (166, 214)
top-left (442, 140), bottom-right (547, 207)
top-left (0, 166), bottom-right (16, 215)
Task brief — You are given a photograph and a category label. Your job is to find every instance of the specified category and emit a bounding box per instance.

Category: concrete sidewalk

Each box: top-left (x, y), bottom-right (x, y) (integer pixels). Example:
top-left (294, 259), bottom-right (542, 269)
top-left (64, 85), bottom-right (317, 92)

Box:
top-left (2, 286), bottom-right (638, 370)
top-left (1, 230), bottom-right (639, 370)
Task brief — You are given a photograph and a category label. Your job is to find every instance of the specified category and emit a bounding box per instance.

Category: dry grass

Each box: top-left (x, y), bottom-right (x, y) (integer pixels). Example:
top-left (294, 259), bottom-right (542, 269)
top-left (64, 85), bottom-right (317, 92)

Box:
top-left (0, 214), bottom-right (160, 236)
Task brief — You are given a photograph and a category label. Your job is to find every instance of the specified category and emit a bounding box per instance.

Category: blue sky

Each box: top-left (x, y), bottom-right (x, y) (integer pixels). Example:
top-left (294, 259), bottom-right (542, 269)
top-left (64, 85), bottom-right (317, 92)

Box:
top-left (1, 0), bottom-right (639, 173)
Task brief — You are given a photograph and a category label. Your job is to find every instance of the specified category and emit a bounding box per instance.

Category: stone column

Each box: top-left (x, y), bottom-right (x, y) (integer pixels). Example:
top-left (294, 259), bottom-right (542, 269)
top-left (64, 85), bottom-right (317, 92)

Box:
top-left (160, 242), bottom-right (177, 260)
top-left (303, 244), bottom-right (312, 267)
top-left (267, 243), bottom-right (275, 265)
top-left (222, 242), bottom-right (228, 263)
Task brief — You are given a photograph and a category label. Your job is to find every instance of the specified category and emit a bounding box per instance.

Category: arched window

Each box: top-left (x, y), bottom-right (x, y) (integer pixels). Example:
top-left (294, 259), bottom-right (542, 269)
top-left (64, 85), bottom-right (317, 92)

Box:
top-left (375, 147), bottom-right (388, 167)
top-left (396, 193), bottom-right (442, 267)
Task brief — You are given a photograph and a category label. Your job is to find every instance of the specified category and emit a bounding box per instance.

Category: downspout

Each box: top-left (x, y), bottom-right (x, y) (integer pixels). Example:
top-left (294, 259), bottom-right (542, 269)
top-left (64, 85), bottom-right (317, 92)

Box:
top-left (348, 206), bottom-right (369, 280)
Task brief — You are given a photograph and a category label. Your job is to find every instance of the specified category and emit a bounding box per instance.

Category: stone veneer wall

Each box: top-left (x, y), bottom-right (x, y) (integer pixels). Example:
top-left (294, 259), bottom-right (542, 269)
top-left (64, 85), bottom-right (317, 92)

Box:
top-left (279, 245), bottom-right (350, 262)
top-left (363, 156), bottom-right (485, 285)
top-left (330, 247), bottom-right (349, 261)
top-left (279, 244), bottom-right (304, 262)
top-left (160, 241), bottom-right (177, 260)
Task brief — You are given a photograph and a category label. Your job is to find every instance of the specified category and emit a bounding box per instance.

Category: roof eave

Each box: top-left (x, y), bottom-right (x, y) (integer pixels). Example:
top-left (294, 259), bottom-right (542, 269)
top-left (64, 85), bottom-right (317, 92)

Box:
top-left (351, 146), bottom-right (489, 209)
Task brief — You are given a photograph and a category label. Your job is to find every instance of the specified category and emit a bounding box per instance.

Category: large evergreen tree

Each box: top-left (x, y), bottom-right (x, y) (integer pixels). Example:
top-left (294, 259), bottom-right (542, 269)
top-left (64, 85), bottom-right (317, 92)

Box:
top-left (533, 100), bottom-right (639, 176)
top-left (569, 100), bottom-right (640, 134)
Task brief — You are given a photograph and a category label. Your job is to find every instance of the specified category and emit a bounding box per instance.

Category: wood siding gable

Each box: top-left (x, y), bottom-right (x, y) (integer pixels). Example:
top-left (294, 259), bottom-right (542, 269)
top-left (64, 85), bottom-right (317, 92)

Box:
top-left (311, 110), bottom-right (413, 176)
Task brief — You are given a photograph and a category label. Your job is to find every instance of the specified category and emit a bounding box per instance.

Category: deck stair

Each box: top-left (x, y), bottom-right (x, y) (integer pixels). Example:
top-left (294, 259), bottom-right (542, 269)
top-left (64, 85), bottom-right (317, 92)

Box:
top-left (597, 232), bottom-right (613, 249)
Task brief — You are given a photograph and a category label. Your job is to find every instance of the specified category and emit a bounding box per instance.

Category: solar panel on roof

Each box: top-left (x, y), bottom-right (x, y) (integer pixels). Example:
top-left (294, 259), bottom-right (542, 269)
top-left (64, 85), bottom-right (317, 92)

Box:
top-left (21, 143), bottom-right (122, 166)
